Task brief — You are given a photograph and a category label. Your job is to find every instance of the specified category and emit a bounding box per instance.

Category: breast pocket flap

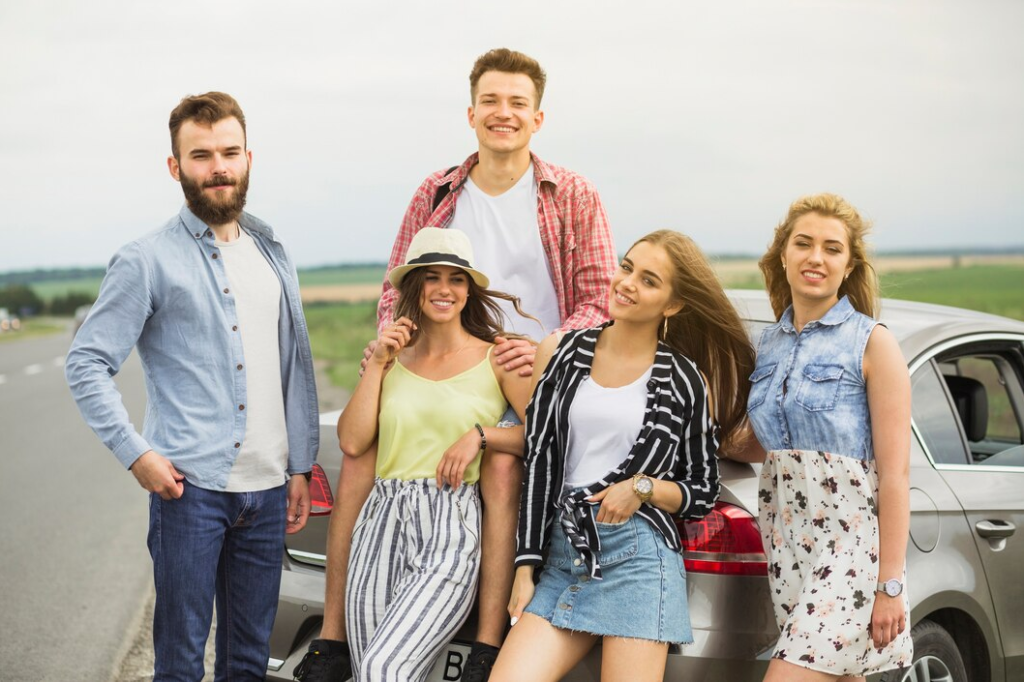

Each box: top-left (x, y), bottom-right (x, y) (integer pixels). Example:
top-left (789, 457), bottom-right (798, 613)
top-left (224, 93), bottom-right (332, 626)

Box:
top-left (796, 364), bottom-right (844, 412)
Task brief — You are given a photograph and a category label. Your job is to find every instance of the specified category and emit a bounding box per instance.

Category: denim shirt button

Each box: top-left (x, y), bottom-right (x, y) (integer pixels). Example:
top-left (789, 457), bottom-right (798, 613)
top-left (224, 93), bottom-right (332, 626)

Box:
top-left (211, 253), bottom-right (219, 260)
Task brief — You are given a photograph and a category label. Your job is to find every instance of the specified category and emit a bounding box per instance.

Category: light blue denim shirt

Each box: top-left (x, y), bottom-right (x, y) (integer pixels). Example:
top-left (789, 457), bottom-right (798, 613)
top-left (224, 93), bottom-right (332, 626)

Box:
top-left (746, 296), bottom-right (879, 461)
top-left (66, 205), bottom-right (319, 490)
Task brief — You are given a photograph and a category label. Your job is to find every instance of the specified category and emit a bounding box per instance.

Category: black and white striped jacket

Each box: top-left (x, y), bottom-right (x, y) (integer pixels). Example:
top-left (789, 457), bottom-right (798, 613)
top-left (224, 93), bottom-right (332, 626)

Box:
top-left (515, 323), bottom-right (721, 578)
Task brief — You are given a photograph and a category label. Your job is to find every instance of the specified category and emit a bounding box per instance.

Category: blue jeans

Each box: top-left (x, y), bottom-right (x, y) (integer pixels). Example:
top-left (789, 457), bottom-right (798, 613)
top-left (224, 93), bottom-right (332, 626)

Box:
top-left (147, 481), bottom-right (287, 681)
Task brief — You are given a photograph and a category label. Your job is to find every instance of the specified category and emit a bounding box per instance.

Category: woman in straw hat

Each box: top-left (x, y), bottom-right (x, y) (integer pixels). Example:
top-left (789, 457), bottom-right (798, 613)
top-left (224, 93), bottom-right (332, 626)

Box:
top-left (337, 228), bottom-right (533, 682)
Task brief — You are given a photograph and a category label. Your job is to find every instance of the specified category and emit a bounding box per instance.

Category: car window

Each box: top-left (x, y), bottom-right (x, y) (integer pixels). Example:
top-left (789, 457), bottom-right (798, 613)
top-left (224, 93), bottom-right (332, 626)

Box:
top-left (911, 363), bottom-right (971, 466)
top-left (954, 356), bottom-right (1022, 444)
top-left (933, 343), bottom-right (1024, 468)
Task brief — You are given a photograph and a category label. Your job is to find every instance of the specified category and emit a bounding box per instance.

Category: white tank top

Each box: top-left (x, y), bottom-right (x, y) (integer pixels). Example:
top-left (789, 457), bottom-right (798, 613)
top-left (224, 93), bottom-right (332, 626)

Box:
top-left (564, 366), bottom-right (653, 488)
top-left (449, 164), bottom-right (561, 340)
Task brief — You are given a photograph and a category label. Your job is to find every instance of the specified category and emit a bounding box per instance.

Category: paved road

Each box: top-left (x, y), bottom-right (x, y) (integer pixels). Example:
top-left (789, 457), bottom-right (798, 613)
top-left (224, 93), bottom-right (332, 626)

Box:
top-left (0, 328), bottom-right (151, 681)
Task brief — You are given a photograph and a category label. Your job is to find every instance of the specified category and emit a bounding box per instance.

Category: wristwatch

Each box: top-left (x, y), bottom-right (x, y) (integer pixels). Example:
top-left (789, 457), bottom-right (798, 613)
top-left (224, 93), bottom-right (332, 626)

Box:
top-left (877, 578), bottom-right (904, 597)
top-left (632, 474), bottom-right (654, 503)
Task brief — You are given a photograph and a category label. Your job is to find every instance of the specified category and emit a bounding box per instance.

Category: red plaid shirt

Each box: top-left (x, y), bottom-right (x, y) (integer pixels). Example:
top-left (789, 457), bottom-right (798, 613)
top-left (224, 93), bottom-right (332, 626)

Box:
top-left (377, 152), bottom-right (616, 333)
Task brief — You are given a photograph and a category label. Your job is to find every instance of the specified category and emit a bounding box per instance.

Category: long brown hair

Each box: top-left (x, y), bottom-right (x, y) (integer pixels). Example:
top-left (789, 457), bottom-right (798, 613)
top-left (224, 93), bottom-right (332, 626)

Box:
top-left (759, 193), bottom-right (880, 320)
top-left (392, 268), bottom-right (538, 344)
top-left (630, 231), bottom-right (755, 447)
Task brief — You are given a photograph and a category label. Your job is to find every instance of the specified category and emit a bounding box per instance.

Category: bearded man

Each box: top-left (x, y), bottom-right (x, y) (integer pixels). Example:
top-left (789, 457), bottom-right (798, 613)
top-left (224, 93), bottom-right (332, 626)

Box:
top-left (66, 91), bottom-right (319, 681)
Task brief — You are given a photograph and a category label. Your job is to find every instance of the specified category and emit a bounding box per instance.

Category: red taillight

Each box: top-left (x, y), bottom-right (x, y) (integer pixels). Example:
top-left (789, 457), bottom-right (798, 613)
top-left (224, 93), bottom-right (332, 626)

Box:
top-left (309, 464), bottom-right (334, 516)
top-left (678, 501), bottom-right (767, 576)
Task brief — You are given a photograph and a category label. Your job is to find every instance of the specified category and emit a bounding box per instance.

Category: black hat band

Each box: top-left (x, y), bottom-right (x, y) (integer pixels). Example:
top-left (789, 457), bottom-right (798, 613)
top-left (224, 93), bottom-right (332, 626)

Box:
top-left (406, 252), bottom-right (472, 268)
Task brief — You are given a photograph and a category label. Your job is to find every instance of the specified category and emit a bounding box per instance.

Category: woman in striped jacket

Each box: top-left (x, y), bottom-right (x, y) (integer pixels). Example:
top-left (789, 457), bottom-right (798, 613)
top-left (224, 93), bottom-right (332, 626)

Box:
top-left (491, 230), bottom-right (755, 682)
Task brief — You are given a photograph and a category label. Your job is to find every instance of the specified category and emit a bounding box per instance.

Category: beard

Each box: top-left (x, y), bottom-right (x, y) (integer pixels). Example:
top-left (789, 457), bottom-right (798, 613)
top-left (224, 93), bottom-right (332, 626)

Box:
top-left (179, 167), bottom-right (250, 226)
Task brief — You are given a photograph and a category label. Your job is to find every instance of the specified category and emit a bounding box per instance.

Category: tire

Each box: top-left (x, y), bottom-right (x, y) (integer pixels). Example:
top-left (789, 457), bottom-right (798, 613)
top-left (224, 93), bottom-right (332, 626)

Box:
top-left (878, 619), bottom-right (969, 682)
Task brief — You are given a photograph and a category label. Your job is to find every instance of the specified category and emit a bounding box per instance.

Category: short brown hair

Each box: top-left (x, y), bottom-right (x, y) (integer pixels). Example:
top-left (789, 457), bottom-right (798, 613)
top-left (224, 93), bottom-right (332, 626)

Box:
top-left (759, 193), bottom-right (880, 320)
top-left (168, 91), bottom-right (246, 160)
top-left (469, 48), bottom-right (547, 107)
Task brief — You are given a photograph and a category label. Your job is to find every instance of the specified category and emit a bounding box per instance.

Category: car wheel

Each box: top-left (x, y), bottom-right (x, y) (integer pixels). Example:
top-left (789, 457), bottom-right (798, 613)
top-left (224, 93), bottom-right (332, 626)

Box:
top-left (878, 619), bottom-right (968, 682)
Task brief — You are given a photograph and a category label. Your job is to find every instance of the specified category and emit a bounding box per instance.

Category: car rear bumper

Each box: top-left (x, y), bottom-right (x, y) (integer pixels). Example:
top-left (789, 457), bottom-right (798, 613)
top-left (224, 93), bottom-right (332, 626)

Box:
top-left (267, 555), bottom-right (776, 680)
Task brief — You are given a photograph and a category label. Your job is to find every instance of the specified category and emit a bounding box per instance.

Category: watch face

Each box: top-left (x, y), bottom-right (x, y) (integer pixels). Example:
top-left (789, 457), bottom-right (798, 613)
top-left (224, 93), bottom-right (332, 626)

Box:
top-left (883, 579), bottom-right (903, 597)
top-left (636, 477), bottom-right (654, 495)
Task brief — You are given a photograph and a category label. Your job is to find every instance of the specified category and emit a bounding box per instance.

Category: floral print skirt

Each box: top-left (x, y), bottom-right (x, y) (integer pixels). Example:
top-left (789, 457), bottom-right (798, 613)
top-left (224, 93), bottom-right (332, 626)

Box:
top-left (759, 449), bottom-right (913, 676)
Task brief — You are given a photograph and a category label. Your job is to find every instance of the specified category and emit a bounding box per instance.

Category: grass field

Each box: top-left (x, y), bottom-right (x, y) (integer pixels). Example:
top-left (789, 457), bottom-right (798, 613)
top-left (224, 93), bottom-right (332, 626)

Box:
top-left (298, 266), bottom-right (386, 287)
top-left (304, 301), bottom-right (379, 392)
top-left (12, 258), bottom-right (1023, 391)
top-left (28, 277), bottom-right (105, 301)
top-left (21, 269), bottom-right (389, 304)
top-left (723, 264), bottom-right (1024, 320)
top-left (880, 265), bottom-right (1024, 321)
top-left (300, 260), bottom-right (1024, 391)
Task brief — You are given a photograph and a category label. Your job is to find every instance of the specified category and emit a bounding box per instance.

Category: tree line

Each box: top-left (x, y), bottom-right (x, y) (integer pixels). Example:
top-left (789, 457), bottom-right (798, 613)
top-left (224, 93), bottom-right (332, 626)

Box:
top-left (0, 285), bottom-right (95, 316)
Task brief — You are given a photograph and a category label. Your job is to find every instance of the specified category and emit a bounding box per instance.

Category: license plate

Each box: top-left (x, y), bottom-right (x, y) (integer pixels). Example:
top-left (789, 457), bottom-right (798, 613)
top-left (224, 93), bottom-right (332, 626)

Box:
top-left (426, 641), bottom-right (473, 681)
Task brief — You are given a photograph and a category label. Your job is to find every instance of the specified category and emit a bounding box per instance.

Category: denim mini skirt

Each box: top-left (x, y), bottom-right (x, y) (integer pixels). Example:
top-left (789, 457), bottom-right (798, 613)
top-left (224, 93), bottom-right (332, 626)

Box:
top-left (525, 514), bottom-right (693, 644)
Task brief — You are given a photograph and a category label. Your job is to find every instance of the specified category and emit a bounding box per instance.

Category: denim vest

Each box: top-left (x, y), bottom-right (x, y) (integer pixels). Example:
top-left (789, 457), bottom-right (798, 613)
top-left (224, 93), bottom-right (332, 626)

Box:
top-left (746, 296), bottom-right (879, 461)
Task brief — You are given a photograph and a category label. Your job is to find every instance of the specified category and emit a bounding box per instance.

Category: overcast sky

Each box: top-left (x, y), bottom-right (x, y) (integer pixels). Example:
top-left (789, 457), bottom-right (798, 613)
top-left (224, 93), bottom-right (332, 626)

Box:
top-left (1, 0), bottom-right (1022, 273)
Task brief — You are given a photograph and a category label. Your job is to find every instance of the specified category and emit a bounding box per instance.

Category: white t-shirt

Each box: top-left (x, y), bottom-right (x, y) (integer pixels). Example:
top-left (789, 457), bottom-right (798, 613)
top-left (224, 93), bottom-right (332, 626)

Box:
top-left (449, 164), bottom-right (561, 341)
top-left (217, 230), bottom-right (289, 492)
top-left (564, 367), bottom-right (653, 489)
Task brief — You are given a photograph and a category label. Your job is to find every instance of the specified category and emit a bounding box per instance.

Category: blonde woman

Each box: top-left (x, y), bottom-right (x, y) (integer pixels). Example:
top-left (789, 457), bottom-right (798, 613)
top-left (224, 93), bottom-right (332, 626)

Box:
top-left (730, 194), bottom-right (913, 681)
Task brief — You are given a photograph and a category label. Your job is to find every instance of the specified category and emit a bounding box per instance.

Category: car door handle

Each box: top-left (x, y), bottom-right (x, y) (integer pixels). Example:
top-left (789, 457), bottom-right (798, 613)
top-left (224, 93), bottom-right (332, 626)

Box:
top-left (976, 520), bottom-right (1016, 539)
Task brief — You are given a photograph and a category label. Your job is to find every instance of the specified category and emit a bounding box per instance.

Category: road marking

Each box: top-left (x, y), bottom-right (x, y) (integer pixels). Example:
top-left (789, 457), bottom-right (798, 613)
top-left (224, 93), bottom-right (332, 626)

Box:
top-left (53, 356), bottom-right (65, 367)
top-left (24, 364), bottom-right (43, 375)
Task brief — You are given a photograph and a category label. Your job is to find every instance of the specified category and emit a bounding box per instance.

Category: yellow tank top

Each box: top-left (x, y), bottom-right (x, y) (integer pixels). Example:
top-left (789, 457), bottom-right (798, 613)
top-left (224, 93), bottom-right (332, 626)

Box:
top-left (376, 346), bottom-right (506, 484)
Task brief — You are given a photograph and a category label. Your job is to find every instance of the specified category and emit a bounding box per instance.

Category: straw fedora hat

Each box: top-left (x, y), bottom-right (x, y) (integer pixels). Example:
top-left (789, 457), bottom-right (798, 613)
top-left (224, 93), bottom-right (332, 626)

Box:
top-left (387, 228), bottom-right (490, 288)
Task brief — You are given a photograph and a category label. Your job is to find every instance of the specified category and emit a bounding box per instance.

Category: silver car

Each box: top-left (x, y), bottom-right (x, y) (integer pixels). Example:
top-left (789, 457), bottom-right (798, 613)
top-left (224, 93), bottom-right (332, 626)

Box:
top-left (267, 290), bottom-right (1024, 681)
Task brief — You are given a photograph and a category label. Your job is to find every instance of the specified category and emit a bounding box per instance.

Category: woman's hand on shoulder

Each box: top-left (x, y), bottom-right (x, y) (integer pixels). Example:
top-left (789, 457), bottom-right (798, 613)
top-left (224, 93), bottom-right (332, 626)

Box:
top-left (587, 480), bottom-right (641, 524)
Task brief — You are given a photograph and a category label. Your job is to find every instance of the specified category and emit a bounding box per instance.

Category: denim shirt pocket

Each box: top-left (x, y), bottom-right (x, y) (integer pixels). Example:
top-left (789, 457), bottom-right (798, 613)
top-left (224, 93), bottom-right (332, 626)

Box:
top-left (795, 364), bottom-right (844, 412)
top-left (747, 363), bottom-right (777, 411)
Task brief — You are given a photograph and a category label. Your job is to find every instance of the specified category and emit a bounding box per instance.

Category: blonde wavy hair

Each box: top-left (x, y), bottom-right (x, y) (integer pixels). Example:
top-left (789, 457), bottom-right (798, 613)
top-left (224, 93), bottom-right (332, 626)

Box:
top-left (758, 193), bottom-right (879, 320)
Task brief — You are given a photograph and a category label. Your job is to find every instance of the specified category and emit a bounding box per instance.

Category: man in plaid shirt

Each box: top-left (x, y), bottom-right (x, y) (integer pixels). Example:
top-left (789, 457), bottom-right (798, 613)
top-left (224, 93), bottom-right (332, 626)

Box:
top-left (295, 48), bottom-right (616, 682)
